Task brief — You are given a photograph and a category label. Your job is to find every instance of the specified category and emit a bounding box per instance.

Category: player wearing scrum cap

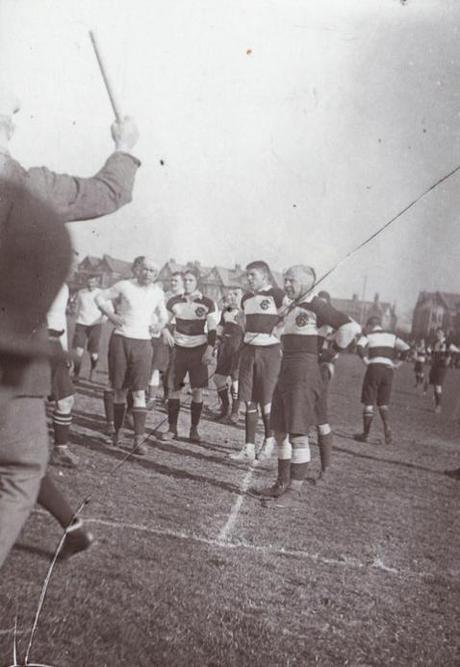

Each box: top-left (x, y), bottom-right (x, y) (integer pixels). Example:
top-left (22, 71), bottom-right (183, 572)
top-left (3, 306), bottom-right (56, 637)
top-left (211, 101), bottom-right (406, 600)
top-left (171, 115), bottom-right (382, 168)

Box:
top-left (0, 93), bottom-right (141, 566)
top-left (96, 258), bottom-right (167, 455)
top-left (354, 316), bottom-right (410, 444)
top-left (257, 265), bottom-right (360, 500)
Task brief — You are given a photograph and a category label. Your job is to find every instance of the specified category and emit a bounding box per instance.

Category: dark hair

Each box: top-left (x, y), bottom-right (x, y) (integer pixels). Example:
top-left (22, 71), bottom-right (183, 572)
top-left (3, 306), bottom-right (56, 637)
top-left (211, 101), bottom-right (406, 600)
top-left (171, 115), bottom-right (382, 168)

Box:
top-left (317, 290), bottom-right (330, 303)
top-left (184, 266), bottom-right (200, 282)
top-left (87, 274), bottom-right (99, 282)
top-left (131, 255), bottom-right (145, 271)
top-left (366, 316), bottom-right (382, 328)
top-left (171, 271), bottom-right (185, 281)
top-left (246, 260), bottom-right (270, 276)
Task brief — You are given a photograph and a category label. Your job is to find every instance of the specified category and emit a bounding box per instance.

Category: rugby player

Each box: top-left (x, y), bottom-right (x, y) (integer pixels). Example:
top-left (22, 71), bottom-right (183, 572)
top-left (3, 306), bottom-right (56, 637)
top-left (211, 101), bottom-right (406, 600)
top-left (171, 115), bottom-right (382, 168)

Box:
top-left (72, 275), bottom-right (105, 382)
top-left (47, 280), bottom-right (79, 468)
top-left (161, 271), bottom-right (186, 403)
top-left (161, 267), bottom-right (217, 443)
top-left (230, 261), bottom-right (287, 462)
top-left (413, 339), bottom-right (427, 390)
top-left (427, 328), bottom-right (450, 414)
top-left (257, 266), bottom-right (360, 498)
top-left (96, 258), bottom-right (167, 454)
top-left (212, 287), bottom-right (244, 422)
top-left (354, 316), bottom-right (410, 444)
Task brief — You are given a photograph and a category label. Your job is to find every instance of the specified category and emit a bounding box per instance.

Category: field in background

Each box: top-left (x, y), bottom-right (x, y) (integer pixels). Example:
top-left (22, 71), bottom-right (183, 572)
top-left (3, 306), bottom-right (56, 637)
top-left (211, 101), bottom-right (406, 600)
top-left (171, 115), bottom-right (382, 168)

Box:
top-left (1, 349), bottom-right (460, 666)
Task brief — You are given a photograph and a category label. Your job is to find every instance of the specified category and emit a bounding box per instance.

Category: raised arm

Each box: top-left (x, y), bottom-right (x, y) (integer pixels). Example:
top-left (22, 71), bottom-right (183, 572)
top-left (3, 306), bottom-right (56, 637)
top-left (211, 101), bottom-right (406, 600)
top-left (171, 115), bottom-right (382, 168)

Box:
top-left (27, 117), bottom-right (140, 223)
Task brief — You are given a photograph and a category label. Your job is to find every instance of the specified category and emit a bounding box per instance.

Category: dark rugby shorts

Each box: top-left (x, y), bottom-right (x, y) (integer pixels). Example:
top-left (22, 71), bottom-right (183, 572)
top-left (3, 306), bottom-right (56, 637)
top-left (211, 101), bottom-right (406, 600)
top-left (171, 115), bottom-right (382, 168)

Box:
top-left (171, 344), bottom-right (208, 390)
top-left (109, 334), bottom-right (153, 391)
top-left (270, 353), bottom-right (322, 433)
top-left (429, 363), bottom-right (448, 386)
top-left (72, 323), bottom-right (103, 354)
top-left (215, 336), bottom-right (242, 379)
top-left (238, 344), bottom-right (281, 405)
top-left (49, 338), bottom-right (74, 401)
top-left (151, 336), bottom-right (169, 373)
top-left (361, 363), bottom-right (394, 406)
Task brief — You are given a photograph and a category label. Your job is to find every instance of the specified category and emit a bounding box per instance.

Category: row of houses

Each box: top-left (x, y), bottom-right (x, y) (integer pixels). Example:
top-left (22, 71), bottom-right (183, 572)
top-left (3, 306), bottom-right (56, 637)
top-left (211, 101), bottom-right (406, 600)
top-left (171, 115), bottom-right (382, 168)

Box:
top-left (411, 291), bottom-right (460, 343)
top-left (71, 255), bottom-right (398, 330)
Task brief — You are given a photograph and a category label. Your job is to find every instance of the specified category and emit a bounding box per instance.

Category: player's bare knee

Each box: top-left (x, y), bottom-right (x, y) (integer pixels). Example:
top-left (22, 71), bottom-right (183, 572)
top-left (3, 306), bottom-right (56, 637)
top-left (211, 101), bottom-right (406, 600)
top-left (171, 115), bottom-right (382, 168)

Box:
top-left (191, 388), bottom-right (203, 402)
top-left (317, 423), bottom-right (331, 436)
top-left (132, 390), bottom-right (146, 408)
top-left (56, 394), bottom-right (74, 413)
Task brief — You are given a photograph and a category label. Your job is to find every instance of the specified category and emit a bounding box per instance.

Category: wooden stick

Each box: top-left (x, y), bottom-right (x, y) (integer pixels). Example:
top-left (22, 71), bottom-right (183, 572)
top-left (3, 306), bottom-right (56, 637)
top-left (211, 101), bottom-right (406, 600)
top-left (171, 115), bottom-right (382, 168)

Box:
top-left (89, 30), bottom-right (123, 121)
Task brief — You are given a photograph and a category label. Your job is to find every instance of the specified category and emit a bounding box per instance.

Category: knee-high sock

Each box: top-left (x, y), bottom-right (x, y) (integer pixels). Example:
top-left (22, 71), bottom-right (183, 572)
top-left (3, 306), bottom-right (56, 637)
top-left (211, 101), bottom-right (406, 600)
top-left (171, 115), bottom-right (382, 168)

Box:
top-left (127, 392), bottom-right (134, 414)
top-left (378, 406), bottom-right (391, 431)
top-left (363, 408), bottom-right (374, 436)
top-left (191, 401), bottom-right (203, 427)
top-left (114, 403), bottom-right (126, 433)
top-left (290, 434), bottom-right (311, 485)
top-left (434, 388), bottom-right (442, 406)
top-left (318, 432), bottom-right (333, 472)
top-left (90, 355), bottom-right (98, 371)
top-left (245, 404), bottom-right (258, 443)
top-left (168, 399), bottom-right (180, 430)
top-left (38, 475), bottom-right (75, 529)
top-left (260, 407), bottom-right (273, 439)
top-left (217, 387), bottom-right (230, 413)
top-left (132, 407), bottom-right (148, 436)
top-left (52, 410), bottom-right (72, 446)
top-left (73, 356), bottom-right (82, 377)
top-left (103, 390), bottom-right (114, 423)
top-left (276, 436), bottom-right (291, 483)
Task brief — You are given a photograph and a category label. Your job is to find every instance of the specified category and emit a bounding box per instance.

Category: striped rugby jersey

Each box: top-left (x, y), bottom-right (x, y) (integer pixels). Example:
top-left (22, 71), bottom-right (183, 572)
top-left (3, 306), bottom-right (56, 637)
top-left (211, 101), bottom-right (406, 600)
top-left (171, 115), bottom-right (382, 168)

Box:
top-left (217, 307), bottom-right (244, 340)
top-left (281, 296), bottom-right (360, 355)
top-left (241, 286), bottom-right (287, 346)
top-left (167, 292), bottom-right (217, 348)
top-left (431, 338), bottom-right (449, 367)
top-left (357, 327), bottom-right (409, 367)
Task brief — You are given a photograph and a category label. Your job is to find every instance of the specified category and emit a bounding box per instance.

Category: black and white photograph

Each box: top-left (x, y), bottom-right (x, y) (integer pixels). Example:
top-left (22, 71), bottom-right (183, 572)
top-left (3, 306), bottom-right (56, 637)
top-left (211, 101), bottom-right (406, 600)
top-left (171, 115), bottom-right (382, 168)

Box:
top-left (0, 1), bottom-right (459, 665)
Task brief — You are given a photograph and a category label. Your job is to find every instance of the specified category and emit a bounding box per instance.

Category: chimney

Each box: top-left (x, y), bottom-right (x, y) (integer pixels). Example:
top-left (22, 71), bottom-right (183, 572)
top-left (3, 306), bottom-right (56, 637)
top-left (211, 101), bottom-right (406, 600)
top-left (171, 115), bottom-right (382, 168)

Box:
top-left (374, 292), bottom-right (379, 303)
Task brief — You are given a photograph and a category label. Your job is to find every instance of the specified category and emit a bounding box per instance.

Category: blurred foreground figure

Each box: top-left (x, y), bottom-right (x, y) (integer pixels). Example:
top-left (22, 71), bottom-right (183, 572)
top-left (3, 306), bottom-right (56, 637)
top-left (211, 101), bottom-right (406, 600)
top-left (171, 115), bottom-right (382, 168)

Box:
top-left (0, 93), bottom-right (140, 566)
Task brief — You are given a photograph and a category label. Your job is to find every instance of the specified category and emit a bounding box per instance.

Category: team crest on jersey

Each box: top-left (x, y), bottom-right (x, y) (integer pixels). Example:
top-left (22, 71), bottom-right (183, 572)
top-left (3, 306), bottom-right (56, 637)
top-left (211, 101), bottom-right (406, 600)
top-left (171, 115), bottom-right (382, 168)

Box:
top-left (259, 299), bottom-right (271, 311)
top-left (295, 314), bottom-right (309, 328)
top-left (195, 306), bottom-right (206, 318)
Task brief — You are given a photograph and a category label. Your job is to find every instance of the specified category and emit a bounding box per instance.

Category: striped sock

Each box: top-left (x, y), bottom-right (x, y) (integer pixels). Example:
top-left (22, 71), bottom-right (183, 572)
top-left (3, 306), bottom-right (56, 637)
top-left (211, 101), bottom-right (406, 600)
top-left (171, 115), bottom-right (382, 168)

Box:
top-left (52, 410), bottom-right (72, 445)
top-left (132, 407), bottom-right (148, 436)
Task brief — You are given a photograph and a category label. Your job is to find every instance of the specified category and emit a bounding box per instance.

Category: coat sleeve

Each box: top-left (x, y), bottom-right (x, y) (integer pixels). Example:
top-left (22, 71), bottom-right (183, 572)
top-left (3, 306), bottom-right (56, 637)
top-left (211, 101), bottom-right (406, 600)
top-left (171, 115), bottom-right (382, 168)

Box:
top-left (26, 152), bottom-right (141, 222)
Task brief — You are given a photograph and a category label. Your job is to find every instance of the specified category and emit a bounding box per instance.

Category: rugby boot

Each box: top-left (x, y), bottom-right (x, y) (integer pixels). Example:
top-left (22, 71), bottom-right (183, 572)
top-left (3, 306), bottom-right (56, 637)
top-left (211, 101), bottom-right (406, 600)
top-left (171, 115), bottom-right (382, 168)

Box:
top-left (445, 467), bottom-right (460, 480)
top-left (210, 407), bottom-right (230, 422)
top-left (189, 426), bottom-right (201, 444)
top-left (256, 458), bottom-right (290, 496)
top-left (106, 420), bottom-right (115, 436)
top-left (230, 443), bottom-right (256, 462)
top-left (59, 519), bottom-right (94, 560)
top-left (384, 427), bottom-right (394, 445)
top-left (133, 435), bottom-right (148, 456)
top-left (275, 483), bottom-right (303, 506)
top-left (257, 436), bottom-right (275, 461)
top-left (258, 477), bottom-right (289, 498)
top-left (50, 446), bottom-right (79, 468)
top-left (353, 433), bottom-right (368, 443)
top-left (160, 429), bottom-right (178, 442)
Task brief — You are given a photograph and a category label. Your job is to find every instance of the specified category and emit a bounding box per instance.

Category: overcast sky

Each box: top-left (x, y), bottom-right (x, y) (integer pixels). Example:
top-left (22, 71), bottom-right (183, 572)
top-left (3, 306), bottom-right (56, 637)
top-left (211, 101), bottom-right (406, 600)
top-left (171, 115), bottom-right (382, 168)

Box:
top-left (2, 0), bottom-right (460, 323)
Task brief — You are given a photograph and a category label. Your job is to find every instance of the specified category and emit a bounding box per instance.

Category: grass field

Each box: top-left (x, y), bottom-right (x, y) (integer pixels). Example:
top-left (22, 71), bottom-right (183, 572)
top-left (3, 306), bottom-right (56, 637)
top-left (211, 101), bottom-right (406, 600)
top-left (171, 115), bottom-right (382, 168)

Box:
top-left (1, 348), bottom-right (460, 666)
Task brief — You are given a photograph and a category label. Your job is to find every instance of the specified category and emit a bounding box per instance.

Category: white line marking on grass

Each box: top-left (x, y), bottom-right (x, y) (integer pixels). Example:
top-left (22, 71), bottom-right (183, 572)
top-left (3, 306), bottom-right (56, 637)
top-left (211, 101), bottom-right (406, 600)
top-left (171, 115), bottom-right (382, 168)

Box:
top-left (216, 461), bottom-right (259, 544)
top-left (32, 512), bottom-right (453, 581)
